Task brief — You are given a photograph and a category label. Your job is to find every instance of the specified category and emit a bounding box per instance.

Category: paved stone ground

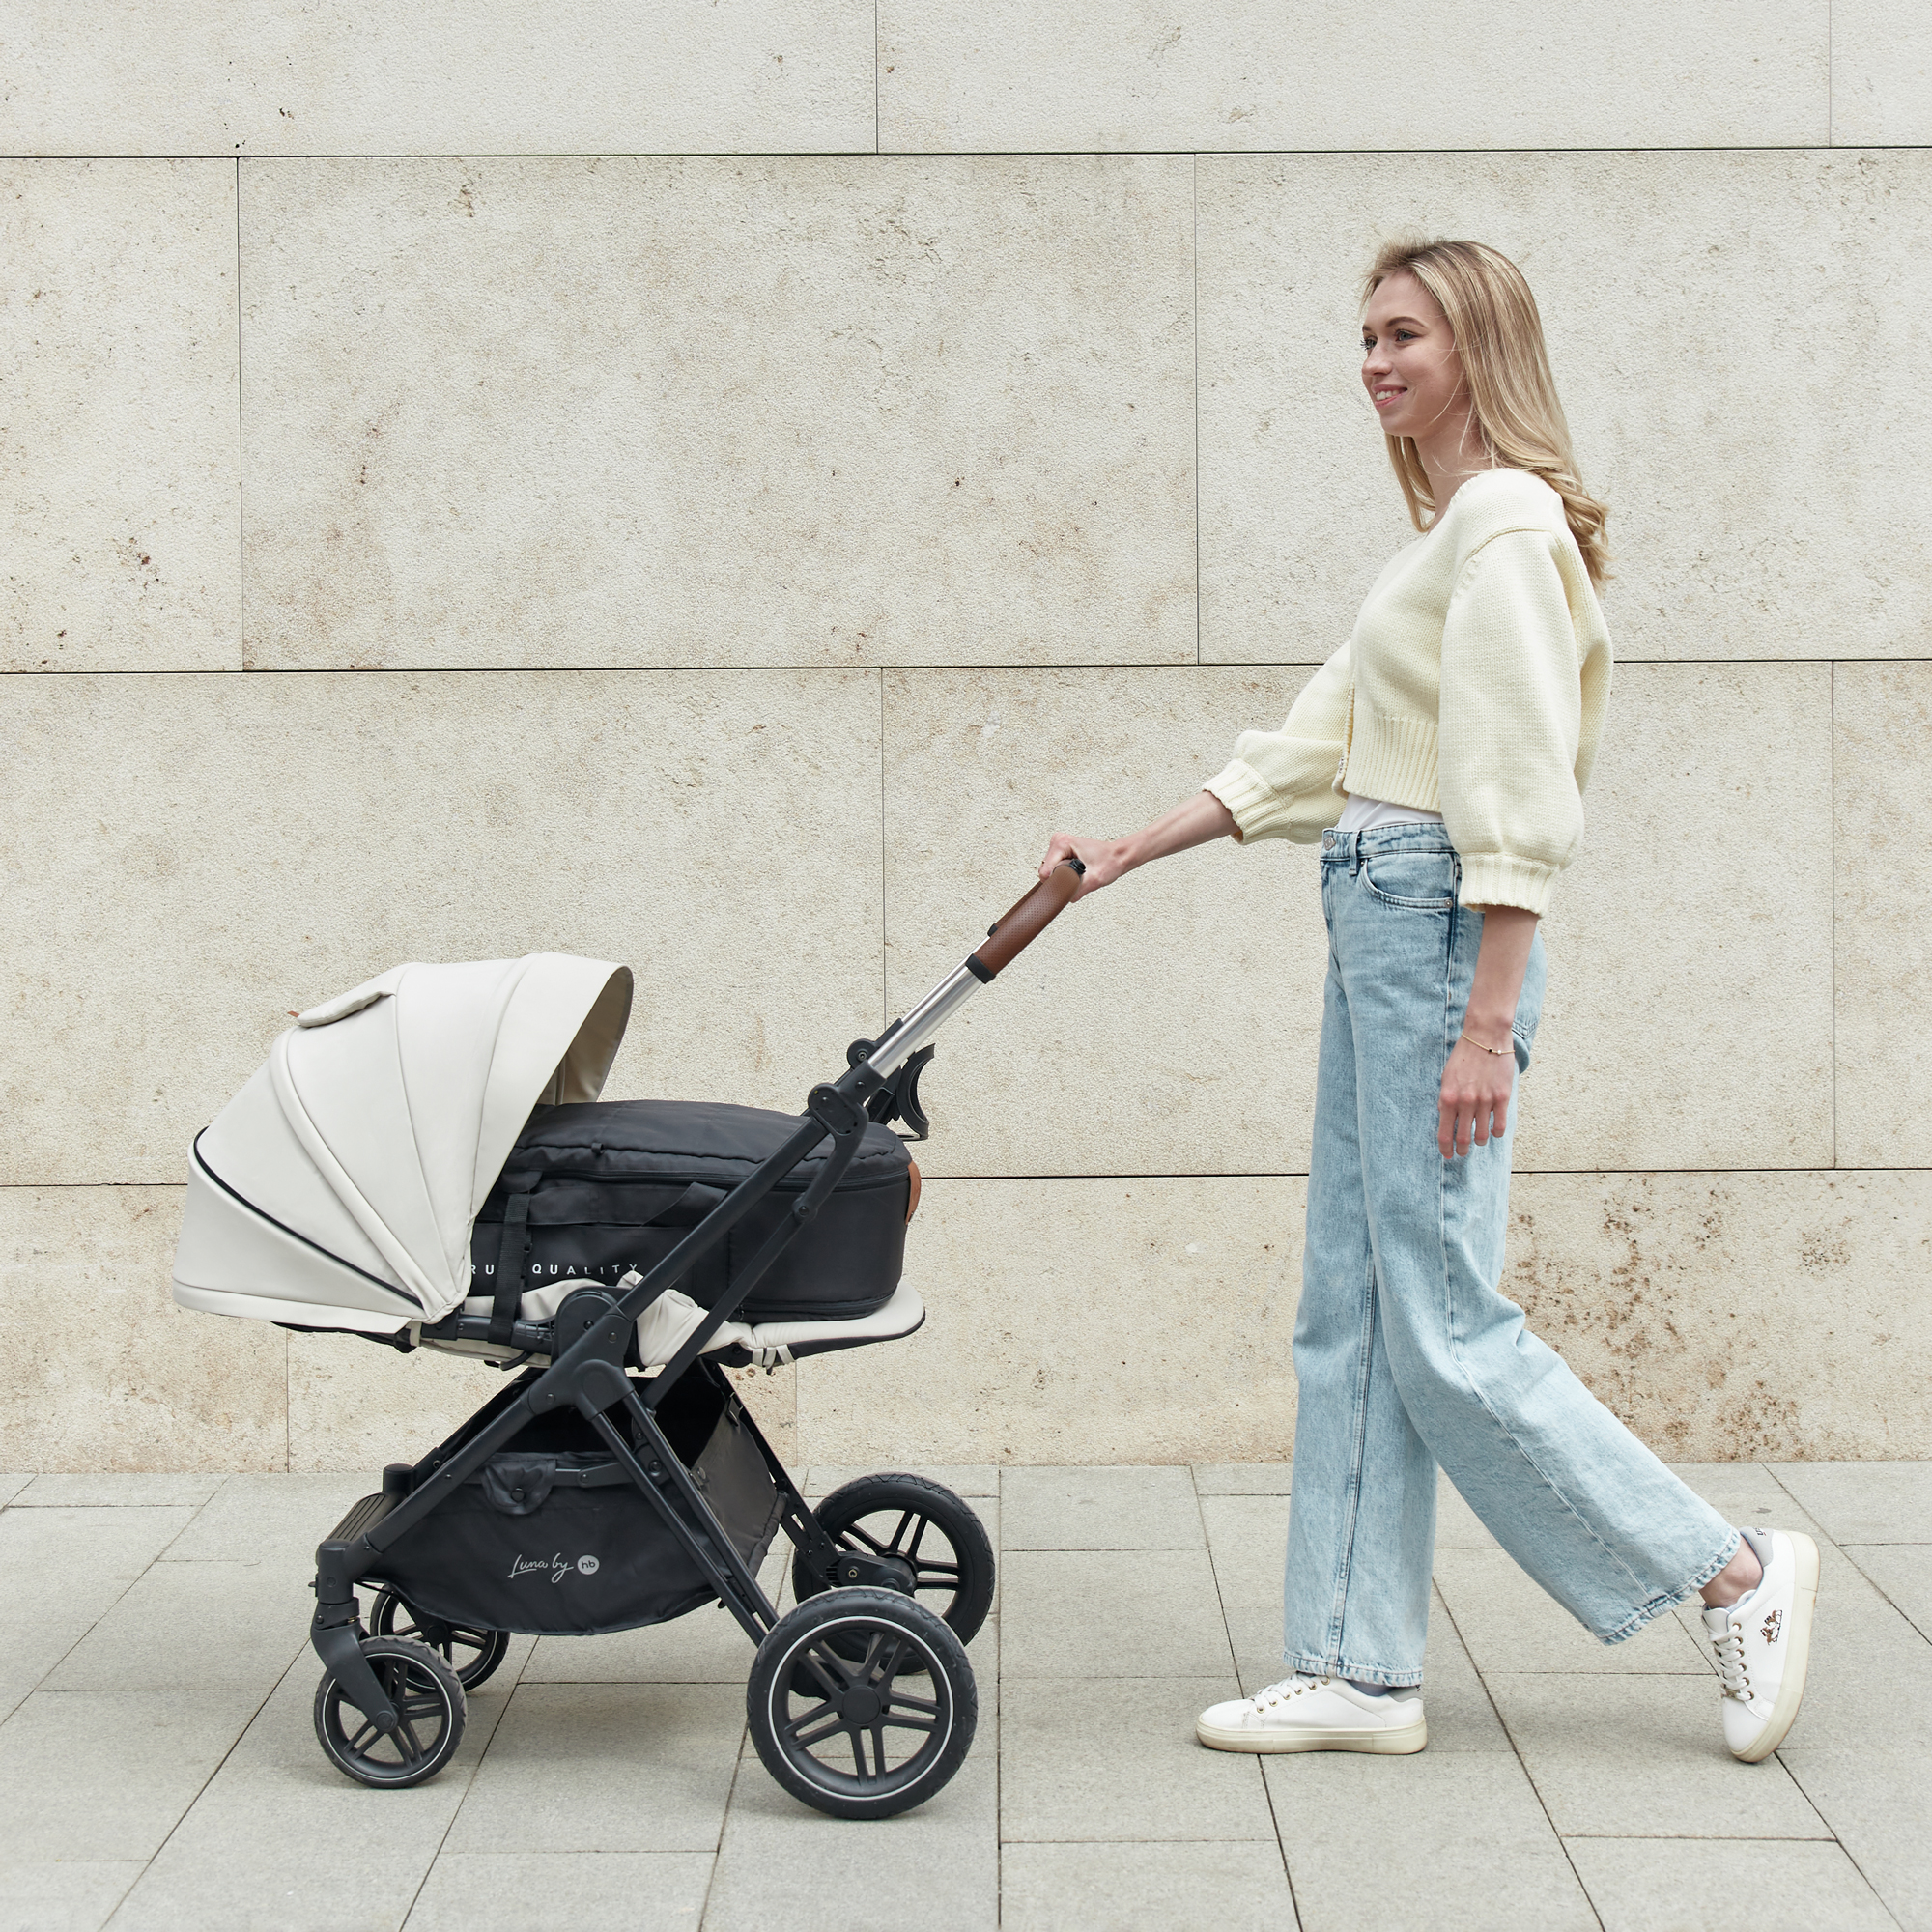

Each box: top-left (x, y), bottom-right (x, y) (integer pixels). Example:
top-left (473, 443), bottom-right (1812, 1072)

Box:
top-left (0, 1461), bottom-right (1926, 1931)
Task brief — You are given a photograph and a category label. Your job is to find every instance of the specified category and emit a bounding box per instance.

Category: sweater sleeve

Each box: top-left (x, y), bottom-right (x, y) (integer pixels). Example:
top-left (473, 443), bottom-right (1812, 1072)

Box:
top-left (1201, 643), bottom-right (1351, 844)
top-left (1436, 528), bottom-right (1587, 914)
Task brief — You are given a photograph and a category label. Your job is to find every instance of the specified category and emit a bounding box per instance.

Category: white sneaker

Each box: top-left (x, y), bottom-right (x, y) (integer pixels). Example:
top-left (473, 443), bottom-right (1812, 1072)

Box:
top-left (1701, 1526), bottom-right (1820, 1762)
top-left (1196, 1674), bottom-right (1427, 1754)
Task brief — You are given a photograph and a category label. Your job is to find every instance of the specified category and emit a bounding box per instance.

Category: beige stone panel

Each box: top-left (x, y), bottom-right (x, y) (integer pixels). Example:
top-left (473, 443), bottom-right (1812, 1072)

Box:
top-left (1834, 664), bottom-right (1932, 1169)
top-left (1198, 151), bottom-right (1932, 666)
top-left (1, 162), bottom-right (240, 673)
top-left (1514, 664), bottom-right (1833, 1173)
top-left (879, 0), bottom-right (1826, 151)
top-left (883, 667), bottom-right (1329, 1178)
top-left (242, 156), bottom-right (1195, 671)
top-left (1507, 1171), bottom-right (1932, 1463)
top-left (0, 1187), bottom-right (285, 1472)
top-left (1833, 1), bottom-right (1932, 143)
top-left (793, 1177), bottom-right (1304, 1466)
top-left (1, 669), bottom-right (880, 1184)
top-left (0, 3), bottom-right (874, 156)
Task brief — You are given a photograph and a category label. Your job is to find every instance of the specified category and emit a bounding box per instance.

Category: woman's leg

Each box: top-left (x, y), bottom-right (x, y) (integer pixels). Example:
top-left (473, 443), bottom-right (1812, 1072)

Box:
top-left (1280, 870), bottom-right (1435, 1686)
top-left (1335, 830), bottom-right (1737, 1641)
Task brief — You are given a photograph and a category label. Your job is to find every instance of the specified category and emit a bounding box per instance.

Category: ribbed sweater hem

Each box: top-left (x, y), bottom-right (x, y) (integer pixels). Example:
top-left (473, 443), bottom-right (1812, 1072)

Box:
top-left (1459, 853), bottom-right (1559, 916)
top-left (1203, 760), bottom-right (1319, 844)
top-left (1340, 706), bottom-right (1441, 814)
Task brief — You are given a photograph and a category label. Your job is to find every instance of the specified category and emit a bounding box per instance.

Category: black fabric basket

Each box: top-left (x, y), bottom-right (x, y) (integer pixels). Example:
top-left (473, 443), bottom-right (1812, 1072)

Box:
top-left (472, 1098), bottom-right (912, 1321)
top-left (371, 1373), bottom-right (782, 1636)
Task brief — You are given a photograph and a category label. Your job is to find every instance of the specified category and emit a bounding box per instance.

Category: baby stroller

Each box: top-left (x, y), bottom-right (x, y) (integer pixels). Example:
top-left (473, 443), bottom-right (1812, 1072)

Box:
top-left (171, 862), bottom-right (1084, 1818)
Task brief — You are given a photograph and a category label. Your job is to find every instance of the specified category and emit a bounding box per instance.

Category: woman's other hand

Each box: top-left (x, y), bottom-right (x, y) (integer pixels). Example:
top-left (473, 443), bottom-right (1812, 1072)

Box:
top-left (1438, 1032), bottom-right (1516, 1158)
top-left (1039, 792), bottom-right (1238, 899)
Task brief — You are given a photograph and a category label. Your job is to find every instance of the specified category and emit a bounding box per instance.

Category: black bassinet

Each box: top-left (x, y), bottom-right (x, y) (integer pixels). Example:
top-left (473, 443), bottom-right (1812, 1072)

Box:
top-left (472, 1099), bottom-right (914, 1321)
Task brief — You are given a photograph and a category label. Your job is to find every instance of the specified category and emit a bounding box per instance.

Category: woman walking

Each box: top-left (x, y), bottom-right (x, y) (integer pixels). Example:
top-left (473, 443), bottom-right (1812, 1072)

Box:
top-left (1038, 238), bottom-right (1816, 1763)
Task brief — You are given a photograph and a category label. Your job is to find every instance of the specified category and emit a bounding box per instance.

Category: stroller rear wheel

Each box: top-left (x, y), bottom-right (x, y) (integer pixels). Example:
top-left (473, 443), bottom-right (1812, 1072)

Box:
top-left (793, 1473), bottom-right (995, 1648)
top-left (367, 1586), bottom-right (511, 1690)
top-left (748, 1587), bottom-right (977, 1820)
top-left (314, 1635), bottom-right (467, 1789)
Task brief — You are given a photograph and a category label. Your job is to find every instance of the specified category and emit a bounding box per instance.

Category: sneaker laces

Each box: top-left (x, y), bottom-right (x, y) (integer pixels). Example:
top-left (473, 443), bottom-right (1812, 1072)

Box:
top-left (1708, 1617), bottom-right (1751, 1699)
top-left (1246, 1675), bottom-right (1322, 1713)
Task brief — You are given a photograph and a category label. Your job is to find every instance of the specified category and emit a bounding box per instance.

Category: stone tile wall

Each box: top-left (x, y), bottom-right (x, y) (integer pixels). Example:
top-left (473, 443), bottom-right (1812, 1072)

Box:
top-left (3, 12), bottom-right (1925, 1469)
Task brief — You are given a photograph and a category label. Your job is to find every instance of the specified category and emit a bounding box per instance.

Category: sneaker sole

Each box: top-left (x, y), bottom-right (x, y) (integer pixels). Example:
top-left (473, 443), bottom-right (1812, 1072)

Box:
top-left (1734, 1531), bottom-right (1820, 1764)
top-left (1195, 1716), bottom-right (1427, 1755)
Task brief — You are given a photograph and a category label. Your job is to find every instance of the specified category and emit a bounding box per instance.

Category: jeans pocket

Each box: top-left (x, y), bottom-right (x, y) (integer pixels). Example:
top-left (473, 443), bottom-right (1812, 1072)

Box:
top-left (1359, 849), bottom-right (1456, 911)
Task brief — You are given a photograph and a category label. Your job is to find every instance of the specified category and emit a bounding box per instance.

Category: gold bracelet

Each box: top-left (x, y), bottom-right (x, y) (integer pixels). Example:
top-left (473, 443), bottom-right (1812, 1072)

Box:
top-left (1460, 1031), bottom-right (1511, 1057)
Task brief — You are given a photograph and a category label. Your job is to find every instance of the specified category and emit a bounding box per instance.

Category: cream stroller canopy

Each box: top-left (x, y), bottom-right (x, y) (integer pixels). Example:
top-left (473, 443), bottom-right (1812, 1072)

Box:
top-left (174, 954), bottom-right (633, 1331)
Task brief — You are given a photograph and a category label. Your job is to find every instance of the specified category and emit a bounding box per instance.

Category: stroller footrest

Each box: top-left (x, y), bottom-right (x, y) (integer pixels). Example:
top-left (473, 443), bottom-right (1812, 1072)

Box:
top-left (327, 1490), bottom-right (402, 1546)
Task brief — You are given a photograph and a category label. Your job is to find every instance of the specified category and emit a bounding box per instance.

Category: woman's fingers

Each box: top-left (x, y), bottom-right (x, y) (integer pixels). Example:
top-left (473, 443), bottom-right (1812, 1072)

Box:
top-left (1439, 1040), bottom-right (1514, 1158)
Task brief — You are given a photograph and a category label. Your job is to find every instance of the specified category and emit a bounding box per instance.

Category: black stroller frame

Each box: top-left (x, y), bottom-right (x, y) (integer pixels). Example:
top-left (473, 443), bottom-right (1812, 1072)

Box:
top-left (306, 860), bottom-right (1084, 1819)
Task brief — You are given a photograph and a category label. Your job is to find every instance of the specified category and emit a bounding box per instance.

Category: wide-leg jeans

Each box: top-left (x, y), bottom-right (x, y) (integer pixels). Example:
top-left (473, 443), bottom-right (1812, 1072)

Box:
top-left (1282, 824), bottom-right (1738, 1687)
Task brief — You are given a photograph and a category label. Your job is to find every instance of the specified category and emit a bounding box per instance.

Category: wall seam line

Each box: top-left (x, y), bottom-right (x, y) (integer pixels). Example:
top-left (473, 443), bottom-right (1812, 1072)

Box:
top-left (1831, 661), bottom-right (1838, 1168)
top-left (1192, 151), bottom-right (1202, 668)
top-left (235, 155), bottom-right (245, 672)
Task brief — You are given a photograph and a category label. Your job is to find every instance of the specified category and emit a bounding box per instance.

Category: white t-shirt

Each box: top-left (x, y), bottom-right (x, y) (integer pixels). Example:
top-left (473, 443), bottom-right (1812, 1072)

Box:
top-left (1334, 793), bottom-right (1444, 835)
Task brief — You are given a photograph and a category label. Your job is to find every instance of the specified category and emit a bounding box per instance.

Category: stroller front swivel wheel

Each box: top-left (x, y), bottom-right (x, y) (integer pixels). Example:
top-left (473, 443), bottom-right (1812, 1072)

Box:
top-left (314, 1635), bottom-right (467, 1789)
top-left (747, 1587), bottom-right (977, 1820)
top-left (367, 1586), bottom-right (510, 1690)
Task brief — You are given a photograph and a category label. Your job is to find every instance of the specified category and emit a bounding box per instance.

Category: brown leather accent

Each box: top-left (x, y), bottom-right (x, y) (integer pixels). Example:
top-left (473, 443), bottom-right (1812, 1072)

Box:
top-left (905, 1159), bottom-right (922, 1222)
top-left (974, 861), bottom-right (1082, 975)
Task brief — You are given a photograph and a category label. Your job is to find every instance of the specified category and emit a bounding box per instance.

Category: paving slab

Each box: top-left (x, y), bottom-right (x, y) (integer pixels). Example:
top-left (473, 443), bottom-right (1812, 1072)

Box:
top-left (1779, 1747), bottom-right (1932, 1932)
top-left (704, 1749), bottom-right (996, 1930)
top-left (444, 1683), bottom-right (744, 1854)
top-left (404, 1851), bottom-right (713, 1930)
top-left (1001, 1839), bottom-right (1294, 1929)
top-left (1190, 1464), bottom-right (1291, 1497)
top-left (1199, 1492), bottom-right (1291, 1682)
top-left (113, 1650), bottom-right (526, 1931)
top-left (1485, 1673), bottom-right (1830, 1839)
top-left (1434, 1547), bottom-right (1713, 1675)
top-left (0, 1474), bottom-right (37, 1508)
top-left (158, 1474), bottom-right (374, 1564)
top-left (45, 1560), bottom-right (313, 1697)
top-left (1770, 1463), bottom-right (1932, 1544)
top-left (0, 1861), bottom-right (145, 1932)
top-left (999, 1548), bottom-right (1233, 1678)
top-left (1414, 1587), bottom-right (1515, 1754)
top-left (0, 1507), bottom-right (200, 1719)
top-left (806, 1466), bottom-right (999, 1499)
top-left (0, 1690), bottom-right (264, 1862)
top-left (1841, 1543), bottom-right (1932, 1642)
top-left (1000, 1465), bottom-right (1203, 1551)
top-left (14, 1476), bottom-right (227, 1509)
top-left (1565, 1834), bottom-right (1896, 1932)
top-left (1264, 1750), bottom-right (1595, 1932)
top-left (999, 1676), bottom-right (1275, 1844)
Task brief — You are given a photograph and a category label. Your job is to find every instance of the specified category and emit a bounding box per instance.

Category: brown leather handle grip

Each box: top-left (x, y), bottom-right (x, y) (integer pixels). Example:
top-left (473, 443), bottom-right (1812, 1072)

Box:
top-left (970, 860), bottom-right (1084, 978)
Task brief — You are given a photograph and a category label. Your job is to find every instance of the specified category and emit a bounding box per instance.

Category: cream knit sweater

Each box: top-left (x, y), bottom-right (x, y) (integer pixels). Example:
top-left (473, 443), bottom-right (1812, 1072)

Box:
top-left (1203, 469), bottom-right (1612, 915)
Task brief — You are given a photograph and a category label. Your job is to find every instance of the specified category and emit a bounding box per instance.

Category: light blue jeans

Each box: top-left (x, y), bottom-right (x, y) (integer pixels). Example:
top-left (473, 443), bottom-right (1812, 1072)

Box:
top-left (1283, 825), bottom-right (1738, 1687)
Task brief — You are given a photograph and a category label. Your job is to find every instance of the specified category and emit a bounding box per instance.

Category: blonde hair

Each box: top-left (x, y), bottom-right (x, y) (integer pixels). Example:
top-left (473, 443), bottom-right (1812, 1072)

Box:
top-left (1362, 237), bottom-right (1609, 583)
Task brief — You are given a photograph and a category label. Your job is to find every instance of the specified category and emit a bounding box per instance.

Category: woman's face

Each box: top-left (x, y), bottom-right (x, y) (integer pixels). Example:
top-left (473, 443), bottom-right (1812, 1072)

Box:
top-left (1360, 270), bottom-right (1464, 441)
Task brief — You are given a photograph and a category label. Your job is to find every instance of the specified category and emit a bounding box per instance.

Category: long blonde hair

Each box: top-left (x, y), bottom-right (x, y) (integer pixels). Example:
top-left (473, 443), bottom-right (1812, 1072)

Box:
top-left (1363, 237), bottom-right (1609, 583)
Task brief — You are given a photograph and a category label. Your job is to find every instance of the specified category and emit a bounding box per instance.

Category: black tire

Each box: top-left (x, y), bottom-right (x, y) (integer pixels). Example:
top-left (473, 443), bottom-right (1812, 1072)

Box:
top-left (313, 1635), bottom-right (466, 1789)
top-left (793, 1474), bottom-right (995, 1649)
top-left (747, 1588), bottom-right (977, 1820)
top-left (368, 1586), bottom-right (511, 1690)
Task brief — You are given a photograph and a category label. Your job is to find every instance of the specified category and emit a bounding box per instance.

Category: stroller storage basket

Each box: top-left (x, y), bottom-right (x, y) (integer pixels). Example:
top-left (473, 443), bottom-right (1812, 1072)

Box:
top-left (368, 1371), bottom-right (782, 1637)
top-left (473, 1098), bottom-right (913, 1321)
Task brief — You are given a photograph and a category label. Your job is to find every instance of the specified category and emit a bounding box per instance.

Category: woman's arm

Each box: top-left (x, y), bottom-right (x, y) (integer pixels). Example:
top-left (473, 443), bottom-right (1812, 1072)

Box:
top-left (1037, 790), bottom-right (1238, 898)
top-left (1440, 904), bottom-right (1536, 1158)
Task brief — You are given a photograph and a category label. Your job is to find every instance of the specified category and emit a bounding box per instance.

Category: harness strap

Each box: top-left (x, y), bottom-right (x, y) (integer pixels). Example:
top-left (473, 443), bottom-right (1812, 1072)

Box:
top-left (490, 1191), bottom-right (533, 1346)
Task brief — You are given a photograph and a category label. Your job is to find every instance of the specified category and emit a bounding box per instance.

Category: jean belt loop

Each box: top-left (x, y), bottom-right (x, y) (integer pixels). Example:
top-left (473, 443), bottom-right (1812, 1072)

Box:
top-left (1349, 833), bottom-right (1362, 878)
